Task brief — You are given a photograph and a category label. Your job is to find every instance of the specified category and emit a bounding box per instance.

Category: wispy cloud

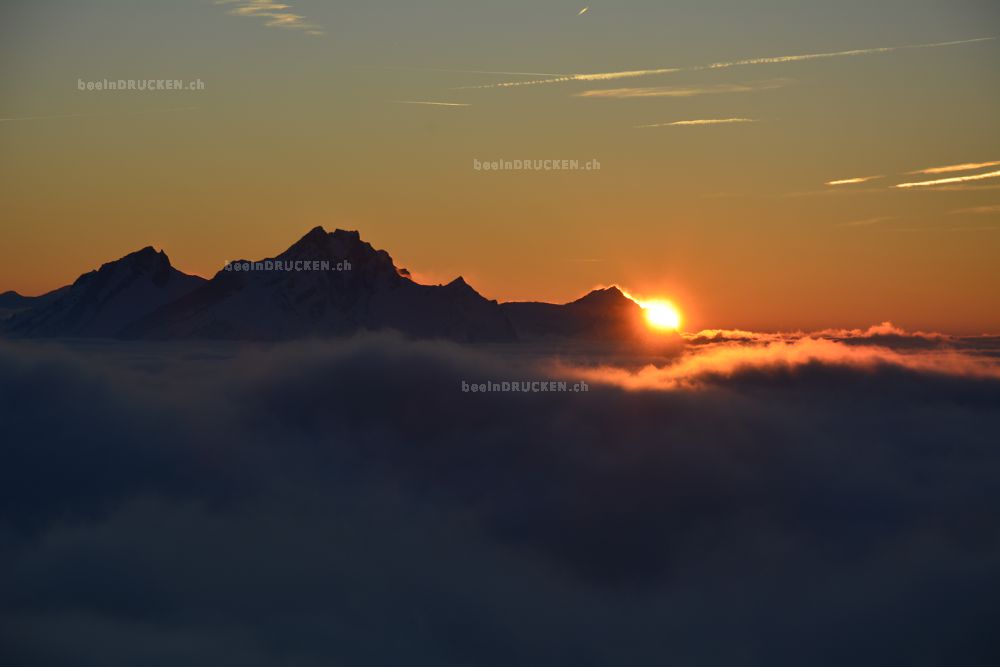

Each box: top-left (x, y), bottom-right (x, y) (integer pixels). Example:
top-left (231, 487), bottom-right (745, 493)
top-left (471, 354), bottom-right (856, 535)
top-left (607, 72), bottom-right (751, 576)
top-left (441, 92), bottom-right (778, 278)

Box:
top-left (635, 118), bottom-right (758, 128)
top-left (838, 216), bottom-right (894, 227)
top-left (951, 204), bottom-right (1000, 215)
top-left (577, 79), bottom-right (789, 99)
top-left (895, 170), bottom-right (1000, 189)
top-left (452, 36), bottom-right (994, 90)
top-left (388, 100), bottom-right (470, 107)
top-left (383, 66), bottom-right (564, 77)
top-left (695, 37), bottom-right (993, 71)
top-left (215, 0), bottom-right (324, 36)
top-left (578, 7), bottom-right (589, 16)
top-left (826, 175), bottom-right (883, 186)
top-left (0, 107), bottom-right (198, 123)
top-left (454, 68), bottom-right (682, 91)
top-left (909, 160), bottom-right (1000, 175)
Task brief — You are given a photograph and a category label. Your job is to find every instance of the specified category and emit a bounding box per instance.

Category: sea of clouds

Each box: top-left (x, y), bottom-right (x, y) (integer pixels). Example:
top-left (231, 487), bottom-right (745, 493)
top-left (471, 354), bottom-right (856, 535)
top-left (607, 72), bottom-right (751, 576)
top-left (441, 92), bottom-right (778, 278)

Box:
top-left (2, 329), bottom-right (999, 666)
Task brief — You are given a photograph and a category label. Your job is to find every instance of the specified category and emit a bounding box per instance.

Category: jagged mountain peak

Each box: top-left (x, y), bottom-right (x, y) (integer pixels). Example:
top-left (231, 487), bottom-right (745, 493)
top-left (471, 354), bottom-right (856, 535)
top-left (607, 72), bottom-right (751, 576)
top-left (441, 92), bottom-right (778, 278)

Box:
top-left (4, 245), bottom-right (204, 338)
top-left (570, 285), bottom-right (630, 307)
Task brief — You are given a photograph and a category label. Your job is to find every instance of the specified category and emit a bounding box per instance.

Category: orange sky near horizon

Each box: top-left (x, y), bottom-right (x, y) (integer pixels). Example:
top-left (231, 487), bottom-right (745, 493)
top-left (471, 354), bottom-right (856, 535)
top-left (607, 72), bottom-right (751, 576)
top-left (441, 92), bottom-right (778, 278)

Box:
top-left (1, 0), bottom-right (998, 334)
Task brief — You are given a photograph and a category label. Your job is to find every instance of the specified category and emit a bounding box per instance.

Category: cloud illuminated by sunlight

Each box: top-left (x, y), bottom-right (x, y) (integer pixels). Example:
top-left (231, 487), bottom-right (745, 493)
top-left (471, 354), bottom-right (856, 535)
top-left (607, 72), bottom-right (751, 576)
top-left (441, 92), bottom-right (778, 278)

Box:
top-left (215, 0), bottom-right (324, 35)
top-left (388, 100), bottom-right (470, 107)
top-left (618, 289), bottom-right (683, 332)
top-left (895, 169), bottom-right (1000, 189)
top-left (635, 118), bottom-right (758, 128)
top-left (909, 160), bottom-right (1000, 175)
top-left (826, 175), bottom-right (882, 186)
top-left (560, 336), bottom-right (1000, 391)
top-left (450, 36), bottom-right (993, 90)
top-left (577, 80), bottom-right (790, 99)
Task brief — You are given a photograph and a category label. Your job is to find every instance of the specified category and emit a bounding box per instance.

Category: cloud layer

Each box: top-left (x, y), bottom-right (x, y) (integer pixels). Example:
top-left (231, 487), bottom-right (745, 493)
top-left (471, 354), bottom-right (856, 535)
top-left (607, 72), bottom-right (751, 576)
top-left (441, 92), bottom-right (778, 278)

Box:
top-left (2, 332), bottom-right (999, 665)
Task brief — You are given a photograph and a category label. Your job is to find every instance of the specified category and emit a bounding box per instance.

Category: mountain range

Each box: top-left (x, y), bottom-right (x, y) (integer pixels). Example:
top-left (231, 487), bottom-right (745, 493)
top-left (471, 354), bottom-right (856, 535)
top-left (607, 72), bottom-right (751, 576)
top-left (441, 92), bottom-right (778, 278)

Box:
top-left (1, 227), bottom-right (648, 343)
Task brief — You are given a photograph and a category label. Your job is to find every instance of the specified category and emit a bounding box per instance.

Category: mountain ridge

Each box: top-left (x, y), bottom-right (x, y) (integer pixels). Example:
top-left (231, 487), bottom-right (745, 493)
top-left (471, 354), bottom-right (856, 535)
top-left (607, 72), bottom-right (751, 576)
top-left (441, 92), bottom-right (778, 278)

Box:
top-left (3, 228), bottom-right (649, 343)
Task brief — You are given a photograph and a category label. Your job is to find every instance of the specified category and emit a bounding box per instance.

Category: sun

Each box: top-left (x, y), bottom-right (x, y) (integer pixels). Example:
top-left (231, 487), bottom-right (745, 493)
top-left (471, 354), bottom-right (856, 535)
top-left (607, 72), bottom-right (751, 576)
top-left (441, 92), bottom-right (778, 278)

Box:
top-left (641, 300), bottom-right (682, 332)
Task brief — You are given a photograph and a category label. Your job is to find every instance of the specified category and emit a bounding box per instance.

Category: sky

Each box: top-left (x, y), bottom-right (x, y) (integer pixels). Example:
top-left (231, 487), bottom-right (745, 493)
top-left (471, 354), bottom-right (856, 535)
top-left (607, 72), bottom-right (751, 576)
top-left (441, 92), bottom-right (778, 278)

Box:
top-left (1, 0), bottom-right (998, 333)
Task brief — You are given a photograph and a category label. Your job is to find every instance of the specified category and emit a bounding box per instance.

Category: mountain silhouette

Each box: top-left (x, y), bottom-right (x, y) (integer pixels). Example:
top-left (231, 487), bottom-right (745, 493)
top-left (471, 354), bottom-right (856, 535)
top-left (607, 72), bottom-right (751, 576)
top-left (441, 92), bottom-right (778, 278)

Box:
top-left (3, 228), bottom-right (651, 343)
top-left (501, 286), bottom-right (647, 341)
top-left (4, 247), bottom-right (204, 338)
top-left (122, 227), bottom-right (516, 342)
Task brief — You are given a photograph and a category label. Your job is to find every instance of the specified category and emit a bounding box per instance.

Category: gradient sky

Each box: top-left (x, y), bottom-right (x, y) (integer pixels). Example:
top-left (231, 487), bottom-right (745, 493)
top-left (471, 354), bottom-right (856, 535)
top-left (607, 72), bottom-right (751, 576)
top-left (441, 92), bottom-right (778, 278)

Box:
top-left (1, 0), bottom-right (998, 332)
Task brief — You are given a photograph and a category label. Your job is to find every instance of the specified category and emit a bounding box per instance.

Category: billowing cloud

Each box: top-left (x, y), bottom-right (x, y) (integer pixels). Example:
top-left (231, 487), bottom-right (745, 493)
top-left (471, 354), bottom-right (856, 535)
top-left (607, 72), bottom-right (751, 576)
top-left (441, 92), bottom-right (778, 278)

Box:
top-left (215, 0), bottom-right (324, 36)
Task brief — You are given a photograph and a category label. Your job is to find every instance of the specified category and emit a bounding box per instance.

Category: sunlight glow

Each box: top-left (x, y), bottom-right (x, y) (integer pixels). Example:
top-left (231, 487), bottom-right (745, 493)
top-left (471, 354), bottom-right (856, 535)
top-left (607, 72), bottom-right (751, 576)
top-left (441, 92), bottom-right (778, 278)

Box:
top-left (642, 301), bottom-right (683, 331)
top-left (618, 288), bottom-right (684, 332)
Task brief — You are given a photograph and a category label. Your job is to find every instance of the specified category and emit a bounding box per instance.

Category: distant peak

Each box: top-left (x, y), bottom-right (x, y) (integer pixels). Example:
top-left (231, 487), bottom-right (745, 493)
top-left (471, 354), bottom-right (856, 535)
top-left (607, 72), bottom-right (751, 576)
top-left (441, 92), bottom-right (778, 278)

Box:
top-left (291, 227), bottom-right (365, 248)
top-left (119, 246), bottom-right (168, 265)
top-left (571, 285), bottom-right (628, 306)
top-left (297, 226), bottom-right (328, 244)
top-left (444, 276), bottom-right (483, 297)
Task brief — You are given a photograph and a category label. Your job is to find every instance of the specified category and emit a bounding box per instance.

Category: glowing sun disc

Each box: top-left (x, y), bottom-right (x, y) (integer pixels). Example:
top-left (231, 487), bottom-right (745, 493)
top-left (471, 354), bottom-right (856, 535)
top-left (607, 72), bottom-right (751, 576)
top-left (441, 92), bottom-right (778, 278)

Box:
top-left (643, 301), bottom-right (682, 331)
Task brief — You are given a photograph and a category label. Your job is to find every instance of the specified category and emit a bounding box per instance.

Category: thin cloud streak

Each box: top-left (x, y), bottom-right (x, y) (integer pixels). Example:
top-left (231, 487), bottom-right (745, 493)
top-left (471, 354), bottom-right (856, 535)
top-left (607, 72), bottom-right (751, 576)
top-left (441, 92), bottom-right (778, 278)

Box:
top-left (452, 36), bottom-right (994, 91)
top-left (636, 118), bottom-right (758, 128)
top-left (577, 79), bottom-right (790, 99)
top-left (951, 204), bottom-right (1000, 215)
top-left (0, 107), bottom-right (199, 123)
top-left (895, 170), bottom-right (1000, 189)
top-left (695, 36), bottom-right (994, 71)
top-left (909, 160), bottom-right (1000, 174)
top-left (826, 175), bottom-right (883, 186)
top-left (215, 0), bottom-right (324, 36)
top-left (838, 216), bottom-right (894, 227)
top-left (388, 100), bottom-right (470, 107)
top-left (383, 66), bottom-right (564, 77)
top-left (453, 68), bottom-right (682, 90)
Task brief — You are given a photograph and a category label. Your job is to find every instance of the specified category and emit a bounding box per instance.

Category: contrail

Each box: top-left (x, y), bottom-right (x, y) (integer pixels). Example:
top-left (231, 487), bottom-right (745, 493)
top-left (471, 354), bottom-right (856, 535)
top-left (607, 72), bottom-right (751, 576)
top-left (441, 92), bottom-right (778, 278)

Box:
top-left (578, 79), bottom-right (789, 98)
top-left (453, 36), bottom-right (995, 91)
top-left (895, 169), bottom-right (1000, 189)
top-left (693, 36), bottom-right (994, 71)
top-left (909, 160), bottom-right (1000, 175)
top-left (635, 118), bottom-right (757, 128)
top-left (388, 100), bottom-right (470, 107)
top-left (826, 175), bottom-right (883, 186)
top-left (382, 66), bottom-right (565, 77)
top-left (453, 68), bottom-right (681, 90)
